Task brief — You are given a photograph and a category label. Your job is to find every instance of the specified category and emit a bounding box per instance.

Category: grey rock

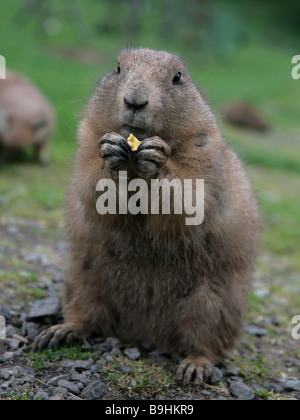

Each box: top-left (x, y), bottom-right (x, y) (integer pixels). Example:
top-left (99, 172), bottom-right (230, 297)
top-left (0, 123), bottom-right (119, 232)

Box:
top-left (81, 380), bottom-right (107, 400)
top-left (70, 371), bottom-right (90, 385)
top-left (105, 337), bottom-right (120, 349)
top-left (209, 367), bottom-right (223, 384)
top-left (28, 297), bottom-right (61, 319)
top-left (47, 375), bottom-right (69, 387)
top-left (263, 382), bottom-right (283, 394)
top-left (227, 376), bottom-right (244, 383)
top-left (124, 347), bottom-right (141, 361)
top-left (57, 379), bottom-right (80, 395)
top-left (244, 325), bottom-right (268, 337)
top-left (19, 375), bottom-right (34, 384)
top-left (5, 325), bottom-right (16, 338)
top-left (3, 352), bottom-right (14, 361)
top-left (34, 390), bottom-right (49, 400)
top-left (201, 390), bottom-right (212, 397)
top-left (89, 360), bottom-right (106, 374)
top-left (7, 338), bottom-right (21, 350)
top-left (230, 382), bottom-right (255, 400)
top-left (261, 316), bottom-right (280, 327)
top-left (52, 387), bottom-right (68, 397)
top-left (24, 251), bottom-right (52, 267)
top-left (58, 359), bottom-right (76, 369)
top-left (284, 380), bottom-right (300, 392)
top-left (226, 366), bottom-right (240, 377)
top-left (110, 347), bottom-right (122, 356)
top-left (119, 364), bottom-right (132, 374)
top-left (0, 369), bottom-right (11, 380)
top-left (67, 394), bottom-right (82, 400)
top-left (103, 353), bottom-right (115, 363)
top-left (49, 394), bottom-right (66, 400)
top-left (26, 322), bottom-right (40, 342)
top-left (72, 359), bottom-right (94, 373)
top-left (96, 337), bottom-right (120, 353)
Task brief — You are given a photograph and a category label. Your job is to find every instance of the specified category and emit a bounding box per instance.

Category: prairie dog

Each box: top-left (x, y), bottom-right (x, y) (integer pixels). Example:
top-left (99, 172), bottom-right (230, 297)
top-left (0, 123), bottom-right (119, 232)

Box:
top-left (34, 49), bottom-right (260, 386)
top-left (0, 71), bottom-right (55, 165)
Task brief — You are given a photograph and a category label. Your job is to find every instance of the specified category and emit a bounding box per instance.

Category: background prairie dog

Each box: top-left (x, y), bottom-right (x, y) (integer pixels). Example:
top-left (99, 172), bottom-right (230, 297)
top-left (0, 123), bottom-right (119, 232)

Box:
top-left (0, 71), bottom-right (55, 165)
top-left (34, 48), bottom-right (260, 386)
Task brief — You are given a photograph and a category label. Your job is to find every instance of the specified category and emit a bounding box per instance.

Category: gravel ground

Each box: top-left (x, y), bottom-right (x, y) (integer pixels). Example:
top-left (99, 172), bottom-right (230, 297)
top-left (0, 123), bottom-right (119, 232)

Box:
top-left (0, 217), bottom-right (299, 400)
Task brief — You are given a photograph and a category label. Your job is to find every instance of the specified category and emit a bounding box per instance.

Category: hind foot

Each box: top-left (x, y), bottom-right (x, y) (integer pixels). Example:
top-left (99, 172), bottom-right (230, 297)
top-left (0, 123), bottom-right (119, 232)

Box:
top-left (175, 355), bottom-right (213, 386)
top-left (32, 323), bottom-right (82, 352)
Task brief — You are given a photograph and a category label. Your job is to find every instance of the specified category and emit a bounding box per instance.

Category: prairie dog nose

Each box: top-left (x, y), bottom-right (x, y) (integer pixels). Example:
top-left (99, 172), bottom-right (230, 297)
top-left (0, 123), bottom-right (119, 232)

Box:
top-left (124, 96), bottom-right (148, 111)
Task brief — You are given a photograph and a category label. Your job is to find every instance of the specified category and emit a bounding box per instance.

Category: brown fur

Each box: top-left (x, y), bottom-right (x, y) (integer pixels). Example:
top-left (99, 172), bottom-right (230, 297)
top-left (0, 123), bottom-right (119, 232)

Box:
top-left (0, 71), bottom-right (55, 165)
top-left (34, 49), bottom-right (260, 385)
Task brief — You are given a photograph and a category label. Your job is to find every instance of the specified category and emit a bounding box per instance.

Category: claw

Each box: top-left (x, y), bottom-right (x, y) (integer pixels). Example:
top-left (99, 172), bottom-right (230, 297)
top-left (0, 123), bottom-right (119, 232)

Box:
top-left (176, 355), bottom-right (213, 386)
top-left (32, 324), bottom-right (80, 352)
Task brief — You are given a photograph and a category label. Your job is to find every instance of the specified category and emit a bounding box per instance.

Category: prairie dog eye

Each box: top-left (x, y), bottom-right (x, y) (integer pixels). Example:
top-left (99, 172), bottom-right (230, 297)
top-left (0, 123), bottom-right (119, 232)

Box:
top-left (172, 72), bottom-right (182, 85)
top-left (117, 63), bottom-right (121, 75)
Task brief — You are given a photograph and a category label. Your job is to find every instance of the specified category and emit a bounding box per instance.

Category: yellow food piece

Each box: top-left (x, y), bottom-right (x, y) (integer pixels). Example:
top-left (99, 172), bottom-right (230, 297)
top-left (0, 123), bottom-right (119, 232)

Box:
top-left (127, 134), bottom-right (141, 151)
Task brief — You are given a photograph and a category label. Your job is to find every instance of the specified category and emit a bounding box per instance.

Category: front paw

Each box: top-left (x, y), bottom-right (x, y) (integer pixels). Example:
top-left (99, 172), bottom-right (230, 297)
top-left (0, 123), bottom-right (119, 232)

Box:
top-left (135, 136), bottom-right (170, 179)
top-left (99, 132), bottom-right (133, 172)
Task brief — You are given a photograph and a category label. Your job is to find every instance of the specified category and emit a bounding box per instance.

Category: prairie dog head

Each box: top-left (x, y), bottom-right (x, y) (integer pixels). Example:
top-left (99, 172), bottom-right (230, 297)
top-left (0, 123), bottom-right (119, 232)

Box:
top-left (91, 49), bottom-right (217, 145)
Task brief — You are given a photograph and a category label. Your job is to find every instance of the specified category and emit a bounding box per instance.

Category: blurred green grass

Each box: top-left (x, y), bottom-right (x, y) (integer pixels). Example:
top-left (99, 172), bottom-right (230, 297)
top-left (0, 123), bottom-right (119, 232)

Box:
top-left (0, 0), bottom-right (299, 271)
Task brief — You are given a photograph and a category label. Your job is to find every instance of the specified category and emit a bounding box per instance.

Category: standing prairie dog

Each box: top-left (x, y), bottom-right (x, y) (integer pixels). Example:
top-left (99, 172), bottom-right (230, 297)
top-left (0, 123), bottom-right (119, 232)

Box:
top-left (0, 71), bottom-right (55, 165)
top-left (34, 49), bottom-right (260, 386)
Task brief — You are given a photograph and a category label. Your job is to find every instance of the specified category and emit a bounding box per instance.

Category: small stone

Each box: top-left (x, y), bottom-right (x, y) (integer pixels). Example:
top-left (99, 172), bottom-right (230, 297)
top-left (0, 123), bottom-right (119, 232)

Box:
top-left (47, 375), bottom-right (69, 387)
top-left (105, 337), bottom-right (120, 349)
top-left (263, 382), bottom-right (283, 394)
top-left (67, 394), bottom-right (82, 401)
top-left (3, 352), bottom-right (14, 361)
top-left (284, 380), bottom-right (300, 392)
top-left (72, 359), bottom-right (94, 373)
top-left (209, 367), bottom-right (223, 384)
top-left (58, 359), bottom-right (76, 369)
top-left (226, 366), bottom-right (240, 377)
top-left (49, 394), bottom-right (65, 400)
top-left (28, 297), bottom-right (61, 319)
top-left (0, 369), bottom-right (11, 380)
top-left (103, 353), bottom-right (114, 363)
top-left (244, 325), bottom-right (267, 337)
top-left (5, 325), bottom-right (16, 338)
top-left (110, 347), bottom-right (121, 356)
top-left (7, 338), bottom-right (21, 350)
top-left (26, 323), bottom-right (40, 342)
top-left (230, 382), bottom-right (255, 400)
top-left (124, 348), bottom-right (141, 361)
top-left (34, 391), bottom-right (49, 400)
top-left (119, 364), bottom-right (132, 374)
top-left (70, 371), bottom-right (89, 385)
top-left (81, 380), bottom-right (107, 400)
top-left (201, 390), bottom-right (212, 397)
top-left (57, 380), bottom-right (80, 395)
